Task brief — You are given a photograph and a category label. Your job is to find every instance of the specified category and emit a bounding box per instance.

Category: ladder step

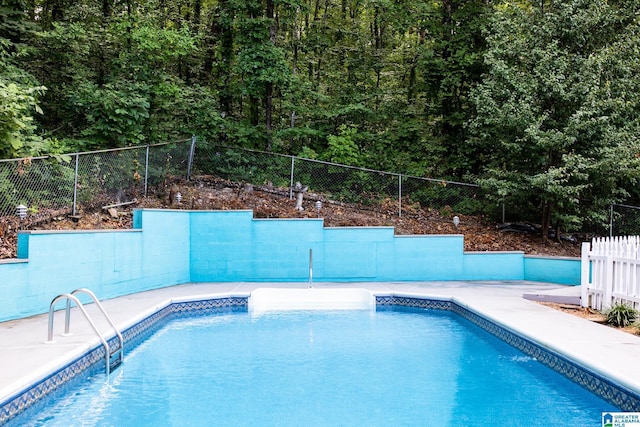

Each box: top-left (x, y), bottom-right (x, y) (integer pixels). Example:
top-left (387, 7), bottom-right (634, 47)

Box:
top-left (109, 343), bottom-right (122, 357)
top-left (109, 349), bottom-right (123, 372)
top-left (108, 342), bottom-right (124, 373)
top-left (109, 358), bottom-right (122, 372)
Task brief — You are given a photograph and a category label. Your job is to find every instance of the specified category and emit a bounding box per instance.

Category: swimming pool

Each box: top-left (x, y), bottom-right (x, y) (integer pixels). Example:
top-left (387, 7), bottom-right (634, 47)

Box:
top-left (10, 304), bottom-right (619, 426)
top-left (3, 289), bottom-right (640, 426)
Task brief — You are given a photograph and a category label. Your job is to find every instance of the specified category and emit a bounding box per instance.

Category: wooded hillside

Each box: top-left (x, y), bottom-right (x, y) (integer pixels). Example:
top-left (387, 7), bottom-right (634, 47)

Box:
top-left (2, 0), bottom-right (640, 237)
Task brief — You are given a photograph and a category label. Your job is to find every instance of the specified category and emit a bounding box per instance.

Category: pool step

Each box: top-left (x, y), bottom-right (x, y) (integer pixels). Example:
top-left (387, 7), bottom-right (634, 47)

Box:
top-left (249, 288), bottom-right (375, 314)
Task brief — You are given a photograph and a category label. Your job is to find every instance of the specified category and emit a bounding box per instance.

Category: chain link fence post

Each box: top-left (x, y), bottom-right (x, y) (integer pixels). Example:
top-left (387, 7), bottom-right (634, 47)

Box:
top-left (187, 135), bottom-right (197, 182)
top-left (72, 154), bottom-right (80, 216)
top-left (610, 204), bottom-right (614, 237)
top-left (398, 174), bottom-right (402, 217)
top-left (144, 144), bottom-right (150, 197)
top-left (290, 156), bottom-right (295, 200)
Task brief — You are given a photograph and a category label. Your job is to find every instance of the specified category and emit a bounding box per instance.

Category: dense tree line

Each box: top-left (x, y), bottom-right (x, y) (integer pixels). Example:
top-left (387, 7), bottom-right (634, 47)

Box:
top-left (2, 0), bottom-right (640, 237)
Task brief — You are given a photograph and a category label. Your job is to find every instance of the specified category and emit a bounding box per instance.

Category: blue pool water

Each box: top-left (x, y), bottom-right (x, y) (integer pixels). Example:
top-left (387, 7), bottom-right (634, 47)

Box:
top-left (20, 308), bottom-right (616, 426)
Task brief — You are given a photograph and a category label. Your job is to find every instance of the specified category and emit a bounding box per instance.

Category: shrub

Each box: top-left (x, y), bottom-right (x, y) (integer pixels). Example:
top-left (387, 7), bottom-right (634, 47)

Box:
top-left (604, 303), bottom-right (639, 328)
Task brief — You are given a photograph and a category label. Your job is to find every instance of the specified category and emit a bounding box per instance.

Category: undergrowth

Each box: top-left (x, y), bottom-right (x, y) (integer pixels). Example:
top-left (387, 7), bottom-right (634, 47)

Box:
top-left (603, 303), bottom-right (639, 328)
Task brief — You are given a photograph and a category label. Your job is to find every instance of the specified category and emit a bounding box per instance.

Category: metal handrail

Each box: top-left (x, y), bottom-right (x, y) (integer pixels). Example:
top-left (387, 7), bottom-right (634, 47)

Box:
top-left (46, 289), bottom-right (124, 374)
top-left (47, 294), bottom-right (112, 373)
top-left (69, 288), bottom-right (124, 361)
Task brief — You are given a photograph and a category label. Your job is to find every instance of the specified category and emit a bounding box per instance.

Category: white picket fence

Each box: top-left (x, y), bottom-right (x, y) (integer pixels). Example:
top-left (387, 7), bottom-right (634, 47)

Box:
top-left (581, 236), bottom-right (640, 310)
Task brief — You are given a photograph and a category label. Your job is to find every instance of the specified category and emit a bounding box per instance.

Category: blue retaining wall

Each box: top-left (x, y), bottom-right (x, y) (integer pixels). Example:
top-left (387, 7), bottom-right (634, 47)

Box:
top-left (462, 252), bottom-right (525, 280)
top-left (0, 210), bottom-right (190, 321)
top-left (0, 209), bottom-right (581, 321)
top-left (524, 256), bottom-right (581, 285)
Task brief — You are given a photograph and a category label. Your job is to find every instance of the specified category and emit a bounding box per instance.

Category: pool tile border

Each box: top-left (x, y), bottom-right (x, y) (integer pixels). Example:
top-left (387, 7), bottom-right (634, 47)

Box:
top-left (377, 295), bottom-right (640, 411)
top-left (3, 294), bottom-right (640, 425)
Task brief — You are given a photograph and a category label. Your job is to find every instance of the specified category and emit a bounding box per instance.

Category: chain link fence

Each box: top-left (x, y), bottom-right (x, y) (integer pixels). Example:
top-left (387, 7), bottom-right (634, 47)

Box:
top-left (0, 155), bottom-right (75, 218)
top-left (0, 139), bottom-right (193, 220)
top-left (610, 204), bottom-right (640, 237)
top-left (4, 137), bottom-right (639, 235)
top-left (192, 142), bottom-right (487, 218)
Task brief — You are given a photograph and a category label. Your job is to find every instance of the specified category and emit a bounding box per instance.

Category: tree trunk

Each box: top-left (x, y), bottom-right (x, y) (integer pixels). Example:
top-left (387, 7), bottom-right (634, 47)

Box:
top-left (192, 0), bottom-right (201, 27)
top-left (97, 0), bottom-right (112, 87)
top-left (47, 0), bottom-right (64, 24)
top-left (265, 0), bottom-right (275, 151)
top-left (102, 0), bottom-right (111, 20)
top-left (313, 0), bottom-right (320, 21)
top-left (541, 201), bottom-right (552, 241)
top-left (205, 0), bottom-right (233, 114)
top-left (289, 8), bottom-right (300, 152)
top-left (265, 83), bottom-right (273, 150)
top-left (250, 97), bottom-right (259, 126)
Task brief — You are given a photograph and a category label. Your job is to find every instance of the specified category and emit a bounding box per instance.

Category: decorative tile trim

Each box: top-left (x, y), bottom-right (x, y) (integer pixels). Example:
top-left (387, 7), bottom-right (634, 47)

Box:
top-left (171, 297), bottom-right (248, 314)
top-left (376, 295), bottom-right (452, 310)
top-left (0, 349), bottom-right (104, 426)
top-left (0, 297), bottom-right (248, 425)
top-left (377, 295), bottom-right (640, 411)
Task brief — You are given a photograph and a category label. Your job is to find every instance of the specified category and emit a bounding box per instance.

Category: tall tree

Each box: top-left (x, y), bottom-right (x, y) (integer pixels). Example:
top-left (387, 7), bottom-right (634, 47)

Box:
top-left (470, 0), bottom-right (640, 237)
top-left (204, 0), bottom-right (234, 115)
top-left (233, 0), bottom-right (292, 150)
top-left (0, 0), bottom-right (52, 158)
top-left (417, 0), bottom-right (491, 176)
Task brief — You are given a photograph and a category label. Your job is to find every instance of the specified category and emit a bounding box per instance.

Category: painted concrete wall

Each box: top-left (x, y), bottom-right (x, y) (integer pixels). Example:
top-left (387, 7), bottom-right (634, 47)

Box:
top-left (0, 210), bottom-right (190, 321)
top-left (462, 252), bottom-right (525, 280)
top-left (187, 212), bottom-right (530, 282)
top-left (0, 209), bottom-right (581, 321)
top-left (524, 256), bottom-right (582, 285)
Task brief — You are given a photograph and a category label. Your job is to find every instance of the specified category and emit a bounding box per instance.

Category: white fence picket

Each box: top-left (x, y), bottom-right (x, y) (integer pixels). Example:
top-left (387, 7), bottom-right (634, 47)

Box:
top-left (581, 236), bottom-right (640, 310)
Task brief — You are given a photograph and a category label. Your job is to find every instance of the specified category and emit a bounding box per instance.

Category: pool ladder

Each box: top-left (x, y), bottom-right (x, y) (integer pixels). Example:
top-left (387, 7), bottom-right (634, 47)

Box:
top-left (46, 288), bottom-right (124, 374)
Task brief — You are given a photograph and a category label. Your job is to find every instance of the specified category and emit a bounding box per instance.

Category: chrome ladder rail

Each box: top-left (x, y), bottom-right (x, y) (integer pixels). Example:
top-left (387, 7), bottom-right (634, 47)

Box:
top-left (70, 288), bottom-right (124, 372)
top-left (47, 289), bottom-right (124, 374)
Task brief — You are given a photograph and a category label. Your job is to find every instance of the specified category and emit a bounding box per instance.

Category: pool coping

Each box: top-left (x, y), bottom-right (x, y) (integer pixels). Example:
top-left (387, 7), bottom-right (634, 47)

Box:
top-left (2, 282), bottom-right (640, 424)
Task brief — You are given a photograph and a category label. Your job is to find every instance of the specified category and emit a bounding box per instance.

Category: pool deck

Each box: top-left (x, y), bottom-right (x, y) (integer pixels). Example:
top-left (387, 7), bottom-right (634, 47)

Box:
top-left (2, 281), bottom-right (640, 410)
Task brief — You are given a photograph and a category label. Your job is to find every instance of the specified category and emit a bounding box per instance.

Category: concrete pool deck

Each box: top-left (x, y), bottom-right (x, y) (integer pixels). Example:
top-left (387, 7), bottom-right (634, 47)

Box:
top-left (2, 281), bottom-right (640, 414)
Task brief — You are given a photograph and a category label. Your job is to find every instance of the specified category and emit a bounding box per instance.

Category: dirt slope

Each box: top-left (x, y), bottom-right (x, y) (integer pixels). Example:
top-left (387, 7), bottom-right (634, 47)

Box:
top-left (0, 176), bottom-right (582, 259)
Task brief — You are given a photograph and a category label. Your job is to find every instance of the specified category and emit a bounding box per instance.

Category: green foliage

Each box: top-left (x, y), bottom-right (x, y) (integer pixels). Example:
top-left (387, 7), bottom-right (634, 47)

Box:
top-left (0, 26), bottom-right (58, 159)
top-left (0, 0), bottom-right (37, 49)
top-left (194, 144), bottom-right (291, 188)
top-left (470, 0), bottom-right (640, 233)
top-left (126, 24), bottom-right (198, 65)
top-left (298, 146), bottom-right (318, 160)
top-left (234, 44), bottom-right (291, 98)
top-left (70, 82), bottom-right (150, 148)
top-left (0, 78), bottom-right (46, 157)
top-left (604, 303), bottom-right (639, 328)
top-left (323, 125), bottom-right (362, 166)
top-left (2, 0), bottom-right (640, 235)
